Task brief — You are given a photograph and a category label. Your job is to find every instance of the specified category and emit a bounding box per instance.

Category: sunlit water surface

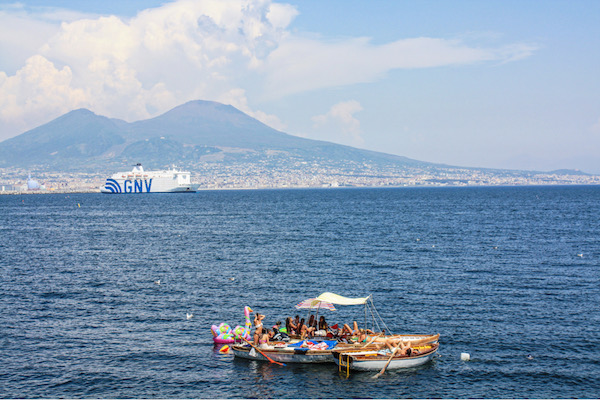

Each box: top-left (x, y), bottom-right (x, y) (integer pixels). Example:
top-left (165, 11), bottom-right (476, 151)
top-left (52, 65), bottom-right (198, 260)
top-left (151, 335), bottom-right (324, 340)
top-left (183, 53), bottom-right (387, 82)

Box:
top-left (1, 186), bottom-right (599, 398)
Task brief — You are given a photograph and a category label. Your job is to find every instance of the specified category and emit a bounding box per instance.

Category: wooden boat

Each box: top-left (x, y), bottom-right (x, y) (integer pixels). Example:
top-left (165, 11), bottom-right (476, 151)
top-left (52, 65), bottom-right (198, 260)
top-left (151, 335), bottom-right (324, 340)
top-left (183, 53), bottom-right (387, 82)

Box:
top-left (232, 341), bottom-right (343, 364)
top-left (333, 342), bottom-right (439, 375)
top-left (231, 293), bottom-right (440, 366)
top-left (231, 334), bottom-right (439, 364)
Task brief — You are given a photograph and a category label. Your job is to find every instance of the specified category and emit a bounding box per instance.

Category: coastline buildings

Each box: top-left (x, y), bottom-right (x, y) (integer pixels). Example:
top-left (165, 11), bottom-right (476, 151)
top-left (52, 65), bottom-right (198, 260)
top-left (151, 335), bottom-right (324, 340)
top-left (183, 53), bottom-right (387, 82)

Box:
top-left (1, 162), bottom-right (599, 194)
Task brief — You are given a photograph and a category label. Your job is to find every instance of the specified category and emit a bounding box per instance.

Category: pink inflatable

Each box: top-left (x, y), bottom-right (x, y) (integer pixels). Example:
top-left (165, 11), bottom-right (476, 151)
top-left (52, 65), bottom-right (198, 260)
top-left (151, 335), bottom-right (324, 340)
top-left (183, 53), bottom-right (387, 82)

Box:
top-left (211, 306), bottom-right (253, 344)
top-left (211, 323), bottom-right (235, 344)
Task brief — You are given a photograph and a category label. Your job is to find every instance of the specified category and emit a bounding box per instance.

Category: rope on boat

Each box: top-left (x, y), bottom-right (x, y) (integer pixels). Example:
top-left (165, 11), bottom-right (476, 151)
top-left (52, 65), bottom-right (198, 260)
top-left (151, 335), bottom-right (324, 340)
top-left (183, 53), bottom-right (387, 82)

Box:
top-left (367, 302), bottom-right (381, 333)
top-left (368, 296), bottom-right (393, 335)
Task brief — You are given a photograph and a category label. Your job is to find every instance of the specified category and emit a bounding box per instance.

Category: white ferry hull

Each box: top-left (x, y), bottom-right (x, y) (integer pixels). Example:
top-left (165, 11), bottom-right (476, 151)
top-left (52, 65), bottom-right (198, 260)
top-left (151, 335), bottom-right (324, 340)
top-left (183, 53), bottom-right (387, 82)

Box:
top-left (101, 164), bottom-right (196, 194)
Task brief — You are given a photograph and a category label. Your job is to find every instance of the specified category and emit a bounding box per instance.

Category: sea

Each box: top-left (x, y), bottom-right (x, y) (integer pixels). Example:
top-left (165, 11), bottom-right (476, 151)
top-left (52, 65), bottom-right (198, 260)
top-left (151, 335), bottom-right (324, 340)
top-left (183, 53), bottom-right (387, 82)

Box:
top-left (1, 186), bottom-right (599, 399)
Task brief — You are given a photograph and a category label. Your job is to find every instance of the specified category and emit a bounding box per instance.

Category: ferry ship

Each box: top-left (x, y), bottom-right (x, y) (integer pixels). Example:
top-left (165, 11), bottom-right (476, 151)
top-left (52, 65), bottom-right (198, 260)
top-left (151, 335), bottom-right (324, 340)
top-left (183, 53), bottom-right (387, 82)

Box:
top-left (100, 164), bottom-right (196, 194)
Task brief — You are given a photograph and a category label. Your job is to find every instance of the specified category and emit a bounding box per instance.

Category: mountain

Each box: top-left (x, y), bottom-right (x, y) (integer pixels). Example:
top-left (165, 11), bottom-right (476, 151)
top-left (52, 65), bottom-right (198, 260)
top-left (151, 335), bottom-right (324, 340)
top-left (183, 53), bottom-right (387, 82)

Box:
top-left (0, 100), bottom-right (426, 172)
top-left (0, 109), bottom-right (125, 166)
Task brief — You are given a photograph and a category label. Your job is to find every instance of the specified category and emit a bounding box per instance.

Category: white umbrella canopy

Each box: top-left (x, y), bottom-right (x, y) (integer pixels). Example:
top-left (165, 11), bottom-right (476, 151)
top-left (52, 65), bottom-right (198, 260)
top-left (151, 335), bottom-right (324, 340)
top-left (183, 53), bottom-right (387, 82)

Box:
top-left (295, 298), bottom-right (336, 311)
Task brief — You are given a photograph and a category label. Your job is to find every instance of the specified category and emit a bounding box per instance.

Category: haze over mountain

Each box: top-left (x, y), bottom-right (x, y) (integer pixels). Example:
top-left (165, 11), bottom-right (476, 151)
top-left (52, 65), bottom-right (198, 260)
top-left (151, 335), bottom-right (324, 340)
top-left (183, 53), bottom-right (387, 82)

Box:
top-left (0, 100), bottom-right (428, 173)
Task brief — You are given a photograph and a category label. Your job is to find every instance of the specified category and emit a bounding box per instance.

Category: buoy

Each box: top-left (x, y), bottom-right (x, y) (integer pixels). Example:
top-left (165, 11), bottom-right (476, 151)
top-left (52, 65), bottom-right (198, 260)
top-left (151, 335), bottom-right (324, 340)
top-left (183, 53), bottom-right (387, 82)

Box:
top-left (460, 353), bottom-right (470, 361)
top-left (219, 345), bottom-right (230, 353)
top-left (78, 203), bottom-right (80, 208)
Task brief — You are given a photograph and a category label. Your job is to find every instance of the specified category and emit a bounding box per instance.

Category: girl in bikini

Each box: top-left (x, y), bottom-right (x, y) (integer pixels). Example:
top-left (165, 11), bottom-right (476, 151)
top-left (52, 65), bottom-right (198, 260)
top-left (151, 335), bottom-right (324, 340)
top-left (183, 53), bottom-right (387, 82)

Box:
top-left (253, 313), bottom-right (265, 345)
top-left (258, 328), bottom-right (271, 349)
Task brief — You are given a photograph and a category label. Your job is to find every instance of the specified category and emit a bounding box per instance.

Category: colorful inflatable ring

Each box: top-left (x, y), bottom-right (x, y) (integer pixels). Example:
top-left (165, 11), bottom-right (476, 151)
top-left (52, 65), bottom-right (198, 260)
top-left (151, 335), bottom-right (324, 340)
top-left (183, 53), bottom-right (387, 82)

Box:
top-left (211, 306), bottom-right (253, 344)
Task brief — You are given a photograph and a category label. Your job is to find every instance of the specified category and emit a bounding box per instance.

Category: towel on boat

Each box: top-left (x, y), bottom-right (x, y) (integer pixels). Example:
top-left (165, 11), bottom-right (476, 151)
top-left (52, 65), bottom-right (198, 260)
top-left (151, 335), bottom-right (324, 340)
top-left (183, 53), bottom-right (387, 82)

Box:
top-left (287, 340), bottom-right (337, 350)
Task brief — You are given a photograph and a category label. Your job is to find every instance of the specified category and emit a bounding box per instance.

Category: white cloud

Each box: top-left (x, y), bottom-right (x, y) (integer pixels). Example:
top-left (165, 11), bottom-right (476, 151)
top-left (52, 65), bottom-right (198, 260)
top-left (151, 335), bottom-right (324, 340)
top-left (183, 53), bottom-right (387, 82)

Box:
top-left (262, 36), bottom-right (537, 97)
top-left (0, 0), bottom-right (536, 142)
top-left (0, 55), bottom-right (87, 133)
top-left (310, 100), bottom-right (364, 147)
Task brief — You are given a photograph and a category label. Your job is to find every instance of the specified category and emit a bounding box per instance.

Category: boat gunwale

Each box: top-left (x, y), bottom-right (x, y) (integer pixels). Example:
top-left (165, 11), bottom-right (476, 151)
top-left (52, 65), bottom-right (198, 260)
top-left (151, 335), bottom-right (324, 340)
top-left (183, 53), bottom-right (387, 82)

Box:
top-left (332, 342), bottom-right (439, 362)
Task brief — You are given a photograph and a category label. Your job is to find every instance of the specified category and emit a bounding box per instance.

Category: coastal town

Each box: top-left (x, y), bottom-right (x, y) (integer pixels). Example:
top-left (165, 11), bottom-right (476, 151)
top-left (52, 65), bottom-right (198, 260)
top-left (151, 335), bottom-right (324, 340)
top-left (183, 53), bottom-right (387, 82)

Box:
top-left (1, 160), bottom-right (599, 194)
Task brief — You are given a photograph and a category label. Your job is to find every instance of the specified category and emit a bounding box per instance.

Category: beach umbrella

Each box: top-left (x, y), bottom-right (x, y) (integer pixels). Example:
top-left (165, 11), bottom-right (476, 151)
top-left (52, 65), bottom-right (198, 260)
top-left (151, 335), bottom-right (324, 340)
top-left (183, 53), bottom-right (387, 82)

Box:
top-left (295, 298), bottom-right (336, 310)
top-left (295, 298), bottom-right (336, 327)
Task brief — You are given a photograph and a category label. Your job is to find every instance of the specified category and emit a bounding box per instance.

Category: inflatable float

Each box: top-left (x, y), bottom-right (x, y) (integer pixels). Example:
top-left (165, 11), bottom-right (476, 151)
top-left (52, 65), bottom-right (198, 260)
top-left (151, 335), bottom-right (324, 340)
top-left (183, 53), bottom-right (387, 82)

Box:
top-left (211, 306), bottom-right (253, 344)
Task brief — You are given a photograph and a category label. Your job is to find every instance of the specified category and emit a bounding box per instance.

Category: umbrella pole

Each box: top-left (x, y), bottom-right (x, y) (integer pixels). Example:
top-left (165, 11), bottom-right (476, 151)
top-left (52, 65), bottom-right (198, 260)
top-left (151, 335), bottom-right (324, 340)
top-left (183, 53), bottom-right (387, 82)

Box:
top-left (316, 303), bottom-right (321, 327)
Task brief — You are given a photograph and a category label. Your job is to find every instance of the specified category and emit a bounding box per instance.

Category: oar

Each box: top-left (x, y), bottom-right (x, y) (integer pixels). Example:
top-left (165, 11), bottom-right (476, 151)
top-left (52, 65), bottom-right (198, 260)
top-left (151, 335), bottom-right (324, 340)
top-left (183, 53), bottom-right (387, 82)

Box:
top-left (372, 343), bottom-right (401, 379)
top-left (242, 338), bottom-right (286, 366)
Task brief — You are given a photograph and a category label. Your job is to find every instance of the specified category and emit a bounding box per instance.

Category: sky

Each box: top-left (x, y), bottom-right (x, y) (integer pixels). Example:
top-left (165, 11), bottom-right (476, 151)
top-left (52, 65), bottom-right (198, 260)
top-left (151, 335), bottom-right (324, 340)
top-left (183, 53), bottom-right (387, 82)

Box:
top-left (1, 0), bottom-right (599, 173)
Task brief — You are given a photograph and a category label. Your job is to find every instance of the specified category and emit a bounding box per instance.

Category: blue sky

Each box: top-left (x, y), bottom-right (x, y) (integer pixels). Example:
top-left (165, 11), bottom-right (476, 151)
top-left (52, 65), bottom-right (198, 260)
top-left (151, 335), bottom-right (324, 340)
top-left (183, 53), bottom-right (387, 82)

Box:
top-left (1, 0), bottom-right (599, 172)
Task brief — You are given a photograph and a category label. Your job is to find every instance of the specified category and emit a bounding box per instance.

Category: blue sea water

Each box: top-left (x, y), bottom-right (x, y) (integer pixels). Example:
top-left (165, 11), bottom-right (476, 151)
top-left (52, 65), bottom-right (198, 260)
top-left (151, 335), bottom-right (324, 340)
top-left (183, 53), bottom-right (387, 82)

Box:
top-left (1, 186), bottom-right (599, 398)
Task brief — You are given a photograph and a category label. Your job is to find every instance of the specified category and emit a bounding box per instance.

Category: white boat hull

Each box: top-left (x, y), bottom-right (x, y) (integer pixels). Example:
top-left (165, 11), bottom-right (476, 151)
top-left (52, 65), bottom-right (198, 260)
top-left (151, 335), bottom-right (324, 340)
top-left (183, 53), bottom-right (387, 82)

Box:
top-left (333, 342), bottom-right (439, 372)
top-left (334, 347), bottom-right (438, 371)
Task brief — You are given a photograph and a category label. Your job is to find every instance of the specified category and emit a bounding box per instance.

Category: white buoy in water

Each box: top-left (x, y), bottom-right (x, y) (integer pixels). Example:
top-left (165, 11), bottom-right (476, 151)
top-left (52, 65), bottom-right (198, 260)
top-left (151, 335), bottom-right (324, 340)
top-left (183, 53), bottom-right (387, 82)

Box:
top-left (460, 353), bottom-right (470, 361)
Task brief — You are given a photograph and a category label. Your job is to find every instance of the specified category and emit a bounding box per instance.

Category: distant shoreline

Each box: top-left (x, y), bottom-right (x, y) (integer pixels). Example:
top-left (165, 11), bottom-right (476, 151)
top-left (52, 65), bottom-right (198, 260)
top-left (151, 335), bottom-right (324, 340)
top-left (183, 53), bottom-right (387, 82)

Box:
top-left (0, 189), bottom-right (100, 195)
top-left (2, 182), bottom-right (600, 195)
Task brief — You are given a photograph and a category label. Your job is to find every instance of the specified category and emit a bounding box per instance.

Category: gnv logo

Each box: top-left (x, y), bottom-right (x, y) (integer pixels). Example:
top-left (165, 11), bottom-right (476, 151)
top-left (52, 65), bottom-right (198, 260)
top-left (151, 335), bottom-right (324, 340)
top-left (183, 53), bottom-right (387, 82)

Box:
top-left (104, 179), bottom-right (153, 193)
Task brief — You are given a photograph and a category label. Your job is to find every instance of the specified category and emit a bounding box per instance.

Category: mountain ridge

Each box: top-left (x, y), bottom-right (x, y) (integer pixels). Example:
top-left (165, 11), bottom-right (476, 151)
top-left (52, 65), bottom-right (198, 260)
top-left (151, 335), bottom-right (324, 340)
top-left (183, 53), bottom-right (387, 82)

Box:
top-left (0, 100), bottom-right (428, 172)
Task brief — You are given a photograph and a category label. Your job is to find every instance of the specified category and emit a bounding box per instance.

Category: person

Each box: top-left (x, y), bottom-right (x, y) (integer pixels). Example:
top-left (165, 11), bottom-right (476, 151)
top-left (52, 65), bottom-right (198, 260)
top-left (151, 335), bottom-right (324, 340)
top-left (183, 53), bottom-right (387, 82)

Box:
top-left (258, 328), bottom-right (271, 349)
top-left (297, 318), bottom-right (305, 338)
top-left (298, 318), bottom-right (309, 339)
top-left (341, 321), bottom-right (359, 336)
top-left (340, 322), bottom-right (370, 343)
top-left (357, 329), bottom-right (368, 343)
top-left (285, 317), bottom-right (296, 335)
top-left (253, 313), bottom-right (265, 345)
top-left (280, 319), bottom-right (289, 334)
top-left (308, 315), bottom-right (317, 329)
top-left (299, 318), bottom-right (315, 339)
top-left (318, 316), bottom-right (329, 331)
top-left (341, 321), bottom-right (374, 336)
top-left (293, 315), bottom-right (300, 330)
top-left (379, 338), bottom-right (412, 356)
top-left (270, 321), bottom-right (289, 341)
